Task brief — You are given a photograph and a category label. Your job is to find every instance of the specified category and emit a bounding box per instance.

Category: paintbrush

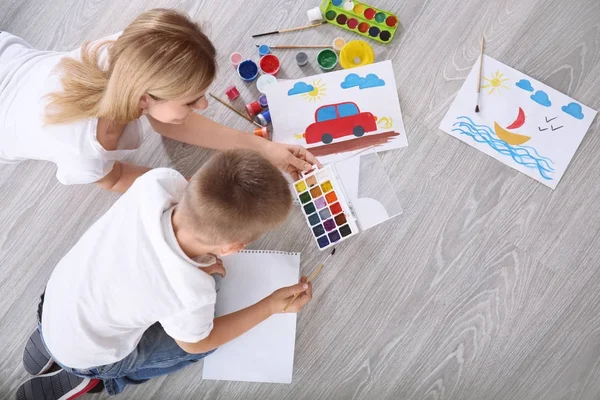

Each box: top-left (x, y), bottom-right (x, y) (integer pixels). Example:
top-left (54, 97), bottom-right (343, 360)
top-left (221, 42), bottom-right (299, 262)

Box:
top-left (255, 44), bottom-right (333, 49)
top-left (252, 21), bottom-right (326, 38)
top-left (209, 93), bottom-right (262, 128)
top-left (475, 37), bottom-right (485, 113)
top-left (283, 247), bottom-right (336, 312)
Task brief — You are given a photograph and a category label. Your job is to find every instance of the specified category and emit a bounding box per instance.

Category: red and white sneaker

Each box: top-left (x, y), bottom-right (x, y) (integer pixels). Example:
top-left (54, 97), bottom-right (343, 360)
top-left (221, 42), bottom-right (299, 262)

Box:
top-left (16, 369), bottom-right (100, 400)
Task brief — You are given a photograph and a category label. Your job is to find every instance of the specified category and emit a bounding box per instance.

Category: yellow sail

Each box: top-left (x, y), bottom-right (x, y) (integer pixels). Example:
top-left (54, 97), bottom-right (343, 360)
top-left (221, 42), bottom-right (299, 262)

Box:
top-left (493, 122), bottom-right (531, 146)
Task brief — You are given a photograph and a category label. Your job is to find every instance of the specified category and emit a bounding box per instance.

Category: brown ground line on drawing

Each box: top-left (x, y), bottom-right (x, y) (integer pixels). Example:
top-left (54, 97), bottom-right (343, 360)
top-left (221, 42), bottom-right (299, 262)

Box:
top-left (308, 131), bottom-right (400, 157)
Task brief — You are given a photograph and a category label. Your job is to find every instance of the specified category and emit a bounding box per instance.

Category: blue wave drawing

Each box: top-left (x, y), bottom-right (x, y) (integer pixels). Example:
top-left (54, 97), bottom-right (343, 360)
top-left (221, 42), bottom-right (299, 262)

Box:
top-left (452, 116), bottom-right (555, 180)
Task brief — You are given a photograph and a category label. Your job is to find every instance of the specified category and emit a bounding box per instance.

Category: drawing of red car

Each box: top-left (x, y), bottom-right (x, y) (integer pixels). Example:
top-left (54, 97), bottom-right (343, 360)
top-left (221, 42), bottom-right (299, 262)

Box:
top-left (304, 102), bottom-right (377, 145)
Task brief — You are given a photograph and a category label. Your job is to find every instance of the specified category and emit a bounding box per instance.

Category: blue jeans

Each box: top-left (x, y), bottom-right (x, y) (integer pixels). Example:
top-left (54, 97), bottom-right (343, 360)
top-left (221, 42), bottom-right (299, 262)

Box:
top-left (37, 294), bottom-right (215, 396)
top-left (39, 322), bottom-right (215, 396)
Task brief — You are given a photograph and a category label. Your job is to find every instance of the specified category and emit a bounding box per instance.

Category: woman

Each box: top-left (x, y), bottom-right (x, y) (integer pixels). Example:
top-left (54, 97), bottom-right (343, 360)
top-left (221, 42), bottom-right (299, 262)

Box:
top-left (0, 8), bottom-right (319, 192)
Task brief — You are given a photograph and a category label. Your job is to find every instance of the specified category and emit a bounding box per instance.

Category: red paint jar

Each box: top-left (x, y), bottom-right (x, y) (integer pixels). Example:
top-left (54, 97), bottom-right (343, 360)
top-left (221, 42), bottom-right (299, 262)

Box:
top-left (245, 101), bottom-right (262, 117)
top-left (259, 54), bottom-right (280, 76)
top-left (224, 85), bottom-right (240, 100)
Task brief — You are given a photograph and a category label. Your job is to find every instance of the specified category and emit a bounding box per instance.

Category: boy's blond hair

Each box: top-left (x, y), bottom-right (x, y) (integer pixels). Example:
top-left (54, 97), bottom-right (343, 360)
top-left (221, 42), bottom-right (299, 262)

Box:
top-left (180, 150), bottom-right (292, 244)
top-left (45, 8), bottom-right (216, 124)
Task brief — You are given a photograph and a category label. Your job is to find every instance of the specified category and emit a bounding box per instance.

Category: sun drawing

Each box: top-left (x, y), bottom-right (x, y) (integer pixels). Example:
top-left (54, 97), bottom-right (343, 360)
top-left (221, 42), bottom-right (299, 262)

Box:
top-left (302, 79), bottom-right (327, 102)
top-left (482, 71), bottom-right (510, 95)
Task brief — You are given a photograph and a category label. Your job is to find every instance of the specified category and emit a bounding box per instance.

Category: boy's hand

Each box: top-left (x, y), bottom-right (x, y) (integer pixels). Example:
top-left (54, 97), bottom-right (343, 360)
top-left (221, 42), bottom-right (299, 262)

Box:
top-left (266, 277), bottom-right (313, 314)
top-left (199, 257), bottom-right (226, 278)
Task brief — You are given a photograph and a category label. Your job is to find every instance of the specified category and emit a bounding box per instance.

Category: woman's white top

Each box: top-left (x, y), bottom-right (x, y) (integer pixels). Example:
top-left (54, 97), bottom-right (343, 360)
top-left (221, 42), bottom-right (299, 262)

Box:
top-left (0, 31), bottom-right (141, 185)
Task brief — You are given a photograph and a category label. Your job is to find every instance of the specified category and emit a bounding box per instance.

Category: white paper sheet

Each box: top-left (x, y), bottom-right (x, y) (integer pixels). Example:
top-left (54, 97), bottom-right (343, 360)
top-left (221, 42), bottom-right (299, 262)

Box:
top-left (266, 60), bottom-right (408, 164)
top-left (440, 55), bottom-right (597, 189)
top-left (202, 251), bottom-right (300, 384)
top-left (334, 153), bottom-right (402, 231)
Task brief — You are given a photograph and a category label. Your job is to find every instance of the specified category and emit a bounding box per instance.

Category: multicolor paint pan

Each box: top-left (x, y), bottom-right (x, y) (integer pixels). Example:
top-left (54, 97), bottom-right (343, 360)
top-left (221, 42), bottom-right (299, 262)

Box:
top-left (259, 54), bottom-right (281, 76)
top-left (317, 48), bottom-right (338, 71)
top-left (237, 60), bottom-right (259, 82)
top-left (321, 0), bottom-right (399, 44)
top-left (293, 166), bottom-right (358, 250)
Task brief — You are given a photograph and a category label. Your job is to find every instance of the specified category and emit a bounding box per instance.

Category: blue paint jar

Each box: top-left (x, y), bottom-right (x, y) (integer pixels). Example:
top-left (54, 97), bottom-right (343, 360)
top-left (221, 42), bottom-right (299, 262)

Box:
top-left (258, 44), bottom-right (271, 57)
top-left (237, 60), bottom-right (259, 82)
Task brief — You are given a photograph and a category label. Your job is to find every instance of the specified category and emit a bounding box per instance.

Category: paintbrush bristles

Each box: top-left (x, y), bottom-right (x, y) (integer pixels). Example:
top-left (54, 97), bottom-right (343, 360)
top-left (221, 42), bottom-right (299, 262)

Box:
top-left (475, 37), bottom-right (485, 113)
top-left (252, 21), bottom-right (326, 38)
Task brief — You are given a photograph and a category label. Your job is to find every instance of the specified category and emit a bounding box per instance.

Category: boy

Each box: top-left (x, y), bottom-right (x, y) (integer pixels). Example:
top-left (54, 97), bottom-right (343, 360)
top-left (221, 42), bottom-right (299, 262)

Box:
top-left (17, 150), bottom-right (312, 399)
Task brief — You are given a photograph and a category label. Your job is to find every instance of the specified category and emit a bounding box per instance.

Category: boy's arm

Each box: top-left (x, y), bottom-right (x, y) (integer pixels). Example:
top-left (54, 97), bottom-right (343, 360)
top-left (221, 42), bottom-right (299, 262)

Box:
top-left (176, 280), bottom-right (312, 354)
top-left (95, 161), bottom-right (150, 193)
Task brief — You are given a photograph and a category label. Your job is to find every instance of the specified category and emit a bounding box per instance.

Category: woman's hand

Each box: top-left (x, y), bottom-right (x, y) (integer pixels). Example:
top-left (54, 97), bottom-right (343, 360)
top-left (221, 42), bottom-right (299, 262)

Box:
top-left (260, 141), bottom-right (323, 180)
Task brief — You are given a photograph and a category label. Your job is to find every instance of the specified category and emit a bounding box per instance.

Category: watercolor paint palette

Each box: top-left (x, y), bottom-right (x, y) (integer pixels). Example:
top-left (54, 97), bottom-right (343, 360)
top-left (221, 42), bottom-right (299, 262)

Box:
top-left (320, 0), bottom-right (398, 44)
top-left (293, 152), bottom-right (403, 250)
top-left (294, 166), bottom-right (358, 249)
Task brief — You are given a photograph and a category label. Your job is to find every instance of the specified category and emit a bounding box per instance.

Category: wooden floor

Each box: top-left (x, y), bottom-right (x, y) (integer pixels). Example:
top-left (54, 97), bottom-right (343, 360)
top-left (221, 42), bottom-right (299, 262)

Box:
top-left (2, 0), bottom-right (600, 399)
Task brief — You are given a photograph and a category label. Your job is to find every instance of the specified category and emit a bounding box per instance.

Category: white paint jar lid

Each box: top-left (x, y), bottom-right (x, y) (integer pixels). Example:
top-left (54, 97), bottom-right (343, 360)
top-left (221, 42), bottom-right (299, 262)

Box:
top-left (307, 7), bottom-right (323, 23)
top-left (256, 74), bottom-right (278, 94)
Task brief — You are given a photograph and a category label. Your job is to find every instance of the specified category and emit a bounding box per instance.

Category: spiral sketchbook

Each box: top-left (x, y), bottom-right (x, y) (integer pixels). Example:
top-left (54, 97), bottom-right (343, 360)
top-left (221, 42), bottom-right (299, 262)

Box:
top-left (202, 250), bottom-right (300, 384)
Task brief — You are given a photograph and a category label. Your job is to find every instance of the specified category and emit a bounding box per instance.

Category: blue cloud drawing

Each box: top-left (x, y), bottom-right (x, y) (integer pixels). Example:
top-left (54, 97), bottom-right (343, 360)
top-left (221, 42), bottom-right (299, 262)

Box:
top-left (340, 73), bottom-right (362, 89)
top-left (288, 82), bottom-right (314, 96)
top-left (562, 102), bottom-right (584, 119)
top-left (341, 73), bottom-right (386, 90)
top-left (516, 79), bottom-right (534, 92)
top-left (361, 73), bottom-right (386, 89)
top-left (530, 90), bottom-right (551, 107)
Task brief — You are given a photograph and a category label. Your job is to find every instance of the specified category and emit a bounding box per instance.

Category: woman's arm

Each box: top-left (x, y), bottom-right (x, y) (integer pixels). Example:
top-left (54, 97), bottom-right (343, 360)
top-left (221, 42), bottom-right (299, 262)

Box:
top-left (147, 112), bottom-right (264, 152)
top-left (95, 161), bottom-right (150, 193)
top-left (147, 113), bottom-right (321, 179)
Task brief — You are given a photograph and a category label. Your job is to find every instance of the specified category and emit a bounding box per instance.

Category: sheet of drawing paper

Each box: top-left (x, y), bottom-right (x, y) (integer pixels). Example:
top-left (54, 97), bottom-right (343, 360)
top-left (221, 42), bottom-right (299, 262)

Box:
top-left (202, 251), bottom-right (300, 384)
top-left (334, 152), bottom-right (403, 230)
top-left (440, 55), bottom-right (597, 189)
top-left (265, 60), bottom-right (408, 164)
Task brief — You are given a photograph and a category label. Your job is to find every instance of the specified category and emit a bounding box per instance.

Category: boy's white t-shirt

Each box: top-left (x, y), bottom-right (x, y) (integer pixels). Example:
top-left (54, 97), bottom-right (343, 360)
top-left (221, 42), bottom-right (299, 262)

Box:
top-left (42, 168), bottom-right (217, 369)
top-left (0, 31), bottom-right (142, 185)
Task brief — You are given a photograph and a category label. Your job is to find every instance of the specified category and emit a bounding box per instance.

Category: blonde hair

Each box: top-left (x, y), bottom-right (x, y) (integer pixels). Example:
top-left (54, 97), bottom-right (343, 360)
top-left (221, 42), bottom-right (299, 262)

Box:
top-left (180, 150), bottom-right (292, 244)
top-left (45, 8), bottom-right (217, 124)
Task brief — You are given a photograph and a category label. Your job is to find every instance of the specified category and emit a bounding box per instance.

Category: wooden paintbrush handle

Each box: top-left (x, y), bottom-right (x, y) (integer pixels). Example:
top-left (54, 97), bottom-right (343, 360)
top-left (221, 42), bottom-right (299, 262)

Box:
top-left (283, 265), bottom-right (323, 312)
top-left (209, 93), bottom-right (262, 128)
top-left (476, 37), bottom-right (485, 93)
top-left (271, 45), bottom-right (332, 49)
top-left (279, 21), bottom-right (326, 34)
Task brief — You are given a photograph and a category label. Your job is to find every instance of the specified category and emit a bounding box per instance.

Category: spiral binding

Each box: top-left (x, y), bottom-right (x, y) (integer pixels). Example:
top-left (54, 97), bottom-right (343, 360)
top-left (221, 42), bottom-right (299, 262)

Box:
top-left (239, 250), bottom-right (300, 256)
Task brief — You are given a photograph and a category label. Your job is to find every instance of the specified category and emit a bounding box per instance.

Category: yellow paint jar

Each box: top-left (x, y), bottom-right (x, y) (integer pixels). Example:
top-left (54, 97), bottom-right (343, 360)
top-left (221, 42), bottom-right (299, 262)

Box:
top-left (339, 40), bottom-right (375, 69)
